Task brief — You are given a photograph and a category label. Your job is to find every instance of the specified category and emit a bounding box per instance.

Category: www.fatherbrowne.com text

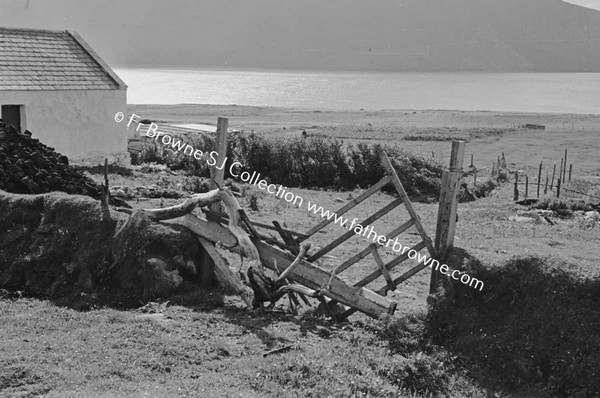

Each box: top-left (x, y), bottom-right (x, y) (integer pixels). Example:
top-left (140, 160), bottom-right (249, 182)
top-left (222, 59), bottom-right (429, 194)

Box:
top-left (120, 113), bottom-right (484, 291)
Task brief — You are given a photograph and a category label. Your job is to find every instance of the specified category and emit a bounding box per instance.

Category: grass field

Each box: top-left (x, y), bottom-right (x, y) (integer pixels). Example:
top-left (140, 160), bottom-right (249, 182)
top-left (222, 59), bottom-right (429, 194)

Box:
top-left (2, 106), bottom-right (600, 397)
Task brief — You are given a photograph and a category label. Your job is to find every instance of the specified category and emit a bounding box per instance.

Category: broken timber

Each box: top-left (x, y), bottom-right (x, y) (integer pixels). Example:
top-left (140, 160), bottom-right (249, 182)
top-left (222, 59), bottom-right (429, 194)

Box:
top-left (165, 213), bottom-right (396, 317)
top-left (131, 188), bottom-right (396, 318)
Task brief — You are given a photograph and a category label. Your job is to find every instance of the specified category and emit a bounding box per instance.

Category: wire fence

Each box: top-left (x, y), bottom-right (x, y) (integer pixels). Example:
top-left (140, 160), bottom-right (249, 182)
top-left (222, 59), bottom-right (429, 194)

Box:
top-left (475, 149), bottom-right (600, 203)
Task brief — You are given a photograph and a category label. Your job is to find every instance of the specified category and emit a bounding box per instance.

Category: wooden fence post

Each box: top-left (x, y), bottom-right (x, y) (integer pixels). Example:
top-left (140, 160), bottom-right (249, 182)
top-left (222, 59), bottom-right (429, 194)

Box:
top-left (210, 117), bottom-right (229, 196)
top-left (559, 158), bottom-right (563, 187)
top-left (544, 172), bottom-right (549, 195)
top-left (202, 117), bottom-right (229, 286)
top-left (563, 149), bottom-right (568, 182)
top-left (513, 171), bottom-right (519, 201)
top-left (430, 141), bottom-right (465, 294)
top-left (551, 164), bottom-right (556, 191)
top-left (537, 161), bottom-right (542, 197)
top-left (556, 178), bottom-right (561, 198)
top-left (569, 164), bottom-right (572, 183)
top-left (525, 175), bottom-right (529, 199)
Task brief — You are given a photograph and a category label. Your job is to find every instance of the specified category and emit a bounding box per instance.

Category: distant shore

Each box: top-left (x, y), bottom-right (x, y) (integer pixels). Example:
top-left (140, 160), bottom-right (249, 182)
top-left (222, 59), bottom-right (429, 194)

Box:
top-left (129, 104), bottom-right (600, 134)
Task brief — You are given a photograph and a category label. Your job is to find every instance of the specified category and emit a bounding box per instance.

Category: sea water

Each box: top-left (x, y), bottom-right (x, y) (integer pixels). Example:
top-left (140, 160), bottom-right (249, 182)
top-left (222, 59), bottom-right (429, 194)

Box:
top-left (115, 68), bottom-right (600, 114)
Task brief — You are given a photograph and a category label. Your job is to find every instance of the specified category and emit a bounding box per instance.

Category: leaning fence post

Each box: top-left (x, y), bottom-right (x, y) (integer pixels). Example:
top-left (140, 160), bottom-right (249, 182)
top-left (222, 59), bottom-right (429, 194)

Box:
top-left (544, 172), bottom-right (549, 195)
top-left (430, 141), bottom-right (465, 294)
top-left (551, 164), bottom-right (556, 191)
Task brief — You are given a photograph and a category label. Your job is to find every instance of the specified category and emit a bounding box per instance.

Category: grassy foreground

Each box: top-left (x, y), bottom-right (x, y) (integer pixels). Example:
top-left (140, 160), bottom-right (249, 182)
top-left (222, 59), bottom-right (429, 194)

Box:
top-left (0, 294), bottom-right (484, 398)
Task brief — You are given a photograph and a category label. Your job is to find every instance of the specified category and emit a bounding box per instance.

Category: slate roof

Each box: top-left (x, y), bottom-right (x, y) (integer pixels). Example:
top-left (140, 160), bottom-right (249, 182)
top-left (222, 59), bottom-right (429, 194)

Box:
top-left (0, 27), bottom-right (126, 91)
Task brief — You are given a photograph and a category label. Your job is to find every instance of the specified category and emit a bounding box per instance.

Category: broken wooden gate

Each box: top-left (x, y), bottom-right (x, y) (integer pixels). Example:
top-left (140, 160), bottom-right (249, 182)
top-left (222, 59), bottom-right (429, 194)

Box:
top-left (288, 152), bottom-right (438, 320)
top-left (204, 152), bottom-right (440, 321)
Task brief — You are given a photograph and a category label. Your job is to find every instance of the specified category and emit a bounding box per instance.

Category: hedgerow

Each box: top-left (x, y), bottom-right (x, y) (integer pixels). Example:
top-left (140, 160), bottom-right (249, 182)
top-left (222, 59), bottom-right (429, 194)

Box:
top-left (132, 132), bottom-right (443, 198)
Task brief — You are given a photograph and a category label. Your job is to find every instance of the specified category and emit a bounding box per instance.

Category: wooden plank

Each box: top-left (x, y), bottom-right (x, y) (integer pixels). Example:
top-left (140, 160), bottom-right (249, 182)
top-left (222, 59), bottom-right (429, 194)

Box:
top-left (337, 298), bottom-right (398, 321)
top-left (255, 232), bottom-right (298, 253)
top-left (161, 214), bottom-right (238, 248)
top-left (273, 220), bottom-right (299, 255)
top-left (238, 209), bottom-right (260, 238)
top-left (300, 175), bottom-right (392, 240)
top-left (337, 307), bottom-right (358, 320)
top-left (253, 221), bottom-right (306, 238)
top-left (203, 208), bottom-right (307, 238)
top-left (381, 152), bottom-right (437, 259)
top-left (273, 221), bottom-right (294, 245)
top-left (354, 241), bottom-right (427, 288)
top-left (202, 209), bottom-right (306, 237)
top-left (331, 219), bottom-right (415, 277)
top-left (197, 236), bottom-right (253, 308)
top-left (369, 244), bottom-right (396, 292)
top-left (307, 198), bottom-right (402, 262)
top-left (252, 239), bottom-right (396, 318)
top-left (377, 258), bottom-right (434, 295)
top-left (430, 141), bottom-right (465, 293)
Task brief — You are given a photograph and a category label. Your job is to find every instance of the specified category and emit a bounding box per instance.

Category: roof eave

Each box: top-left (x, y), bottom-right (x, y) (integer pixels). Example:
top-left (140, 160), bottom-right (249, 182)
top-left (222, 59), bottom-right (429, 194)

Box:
top-left (67, 30), bottom-right (128, 90)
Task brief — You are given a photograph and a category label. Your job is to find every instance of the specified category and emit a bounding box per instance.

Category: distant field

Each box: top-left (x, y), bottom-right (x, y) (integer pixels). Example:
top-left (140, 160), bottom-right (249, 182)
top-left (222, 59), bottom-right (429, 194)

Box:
top-left (130, 104), bottom-right (600, 178)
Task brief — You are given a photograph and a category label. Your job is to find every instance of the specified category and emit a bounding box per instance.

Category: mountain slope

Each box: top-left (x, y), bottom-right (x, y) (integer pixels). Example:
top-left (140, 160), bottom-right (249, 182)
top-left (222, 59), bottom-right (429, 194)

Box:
top-left (1, 0), bottom-right (600, 71)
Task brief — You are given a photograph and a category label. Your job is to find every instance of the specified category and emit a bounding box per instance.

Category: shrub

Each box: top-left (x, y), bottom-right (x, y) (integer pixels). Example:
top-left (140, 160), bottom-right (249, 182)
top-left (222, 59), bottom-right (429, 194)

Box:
top-left (129, 131), bottom-right (443, 198)
top-left (428, 254), bottom-right (600, 397)
top-left (534, 196), bottom-right (593, 212)
top-left (496, 169), bottom-right (509, 183)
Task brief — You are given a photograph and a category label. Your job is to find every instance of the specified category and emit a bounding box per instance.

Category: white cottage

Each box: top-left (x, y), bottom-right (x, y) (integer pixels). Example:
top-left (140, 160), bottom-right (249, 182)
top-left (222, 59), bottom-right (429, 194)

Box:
top-left (0, 27), bottom-right (128, 165)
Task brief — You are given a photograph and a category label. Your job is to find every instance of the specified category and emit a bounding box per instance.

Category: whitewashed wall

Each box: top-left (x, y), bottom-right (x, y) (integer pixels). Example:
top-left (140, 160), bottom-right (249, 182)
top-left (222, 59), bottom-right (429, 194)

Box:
top-left (0, 89), bottom-right (129, 166)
